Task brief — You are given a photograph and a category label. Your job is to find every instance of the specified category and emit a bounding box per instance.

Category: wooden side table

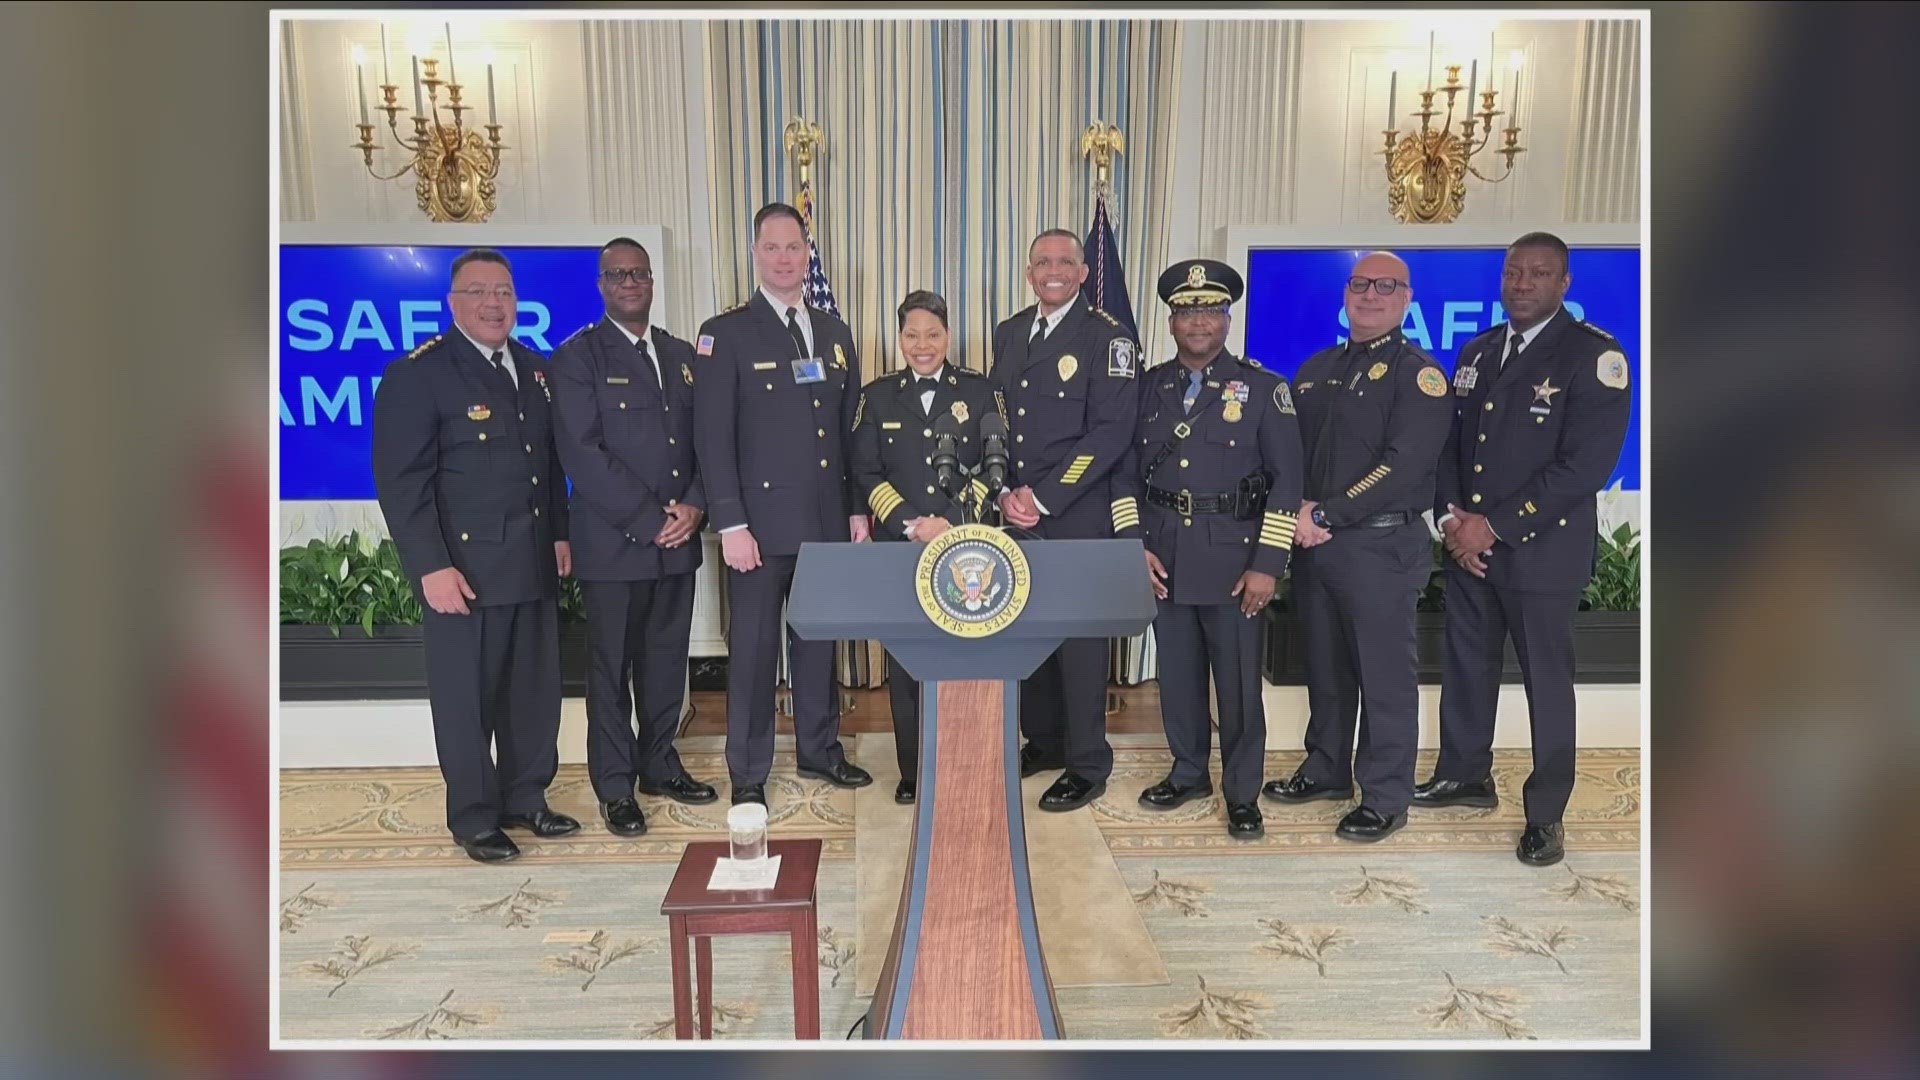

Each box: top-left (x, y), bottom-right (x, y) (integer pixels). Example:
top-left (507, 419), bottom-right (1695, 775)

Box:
top-left (660, 837), bottom-right (824, 1040)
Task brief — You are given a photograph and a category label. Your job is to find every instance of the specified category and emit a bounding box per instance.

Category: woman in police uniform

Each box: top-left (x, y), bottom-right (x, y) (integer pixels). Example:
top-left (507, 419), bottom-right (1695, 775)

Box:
top-left (850, 291), bottom-right (1002, 803)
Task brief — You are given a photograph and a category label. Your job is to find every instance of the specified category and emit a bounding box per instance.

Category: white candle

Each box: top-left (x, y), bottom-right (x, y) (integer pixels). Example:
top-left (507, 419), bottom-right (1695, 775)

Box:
top-left (1426, 31), bottom-right (1434, 90)
top-left (412, 55), bottom-right (424, 114)
top-left (356, 64), bottom-right (369, 125)
top-left (380, 24), bottom-right (390, 85)
top-left (444, 23), bottom-right (456, 86)
top-left (1387, 69), bottom-right (1396, 128)
top-left (1510, 69), bottom-right (1520, 126)
top-left (487, 64), bottom-right (497, 124)
top-left (1467, 60), bottom-right (1477, 115)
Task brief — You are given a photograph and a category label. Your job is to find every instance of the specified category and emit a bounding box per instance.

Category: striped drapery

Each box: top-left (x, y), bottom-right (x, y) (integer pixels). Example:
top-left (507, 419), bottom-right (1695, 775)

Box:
top-left (704, 19), bottom-right (1181, 378)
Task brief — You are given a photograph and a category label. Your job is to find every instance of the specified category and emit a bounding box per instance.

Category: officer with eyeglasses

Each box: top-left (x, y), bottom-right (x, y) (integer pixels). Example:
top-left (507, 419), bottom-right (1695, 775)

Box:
top-left (372, 248), bottom-right (578, 864)
top-left (548, 238), bottom-right (719, 839)
top-left (1261, 251), bottom-right (1451, 844)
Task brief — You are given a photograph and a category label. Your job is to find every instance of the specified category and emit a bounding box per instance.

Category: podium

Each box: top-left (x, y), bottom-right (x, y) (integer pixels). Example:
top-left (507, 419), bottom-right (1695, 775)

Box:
top-left (787, 527), bottom-right (1155, 1040)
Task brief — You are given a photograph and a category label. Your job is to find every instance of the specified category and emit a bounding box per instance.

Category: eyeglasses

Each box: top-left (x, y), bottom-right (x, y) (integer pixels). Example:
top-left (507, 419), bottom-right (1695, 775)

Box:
top-left (1347, 276), bottom-right (1403, 296)
top-left (600, 268), bottom-right (653, 285)
top-left (453, 287), bottom-right (517, 302)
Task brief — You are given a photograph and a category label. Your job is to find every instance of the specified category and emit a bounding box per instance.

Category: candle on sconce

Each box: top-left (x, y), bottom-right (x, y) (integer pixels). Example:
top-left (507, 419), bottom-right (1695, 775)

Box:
top-left (1467, 60), bottom-right (1477, 115)
top-left (1426, 31), bottom-right (1434, 90)
top-left (1387, 69), bottom-right (1397, 128)
top-left (380, 24), bottom-right (390, 86)
top-left (487, 63), bottom-right (498, 125)
top-left (445, 23), bottom-right (457, 86)
top-left (412, 54), bottom-right (424, 115)
top-left (1510, 69), bottom-right (1521, 127)
top-left (356, 62), bottom-right (369, 125)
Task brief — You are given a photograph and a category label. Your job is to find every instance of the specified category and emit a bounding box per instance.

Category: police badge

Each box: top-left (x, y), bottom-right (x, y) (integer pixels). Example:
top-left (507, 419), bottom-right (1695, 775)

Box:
top-left (951, 400), bottom-right (969, 423)
top-left (833, 342), bottom-right (847, 370)
top-left (1057, 354), bottom-right (1078, 382)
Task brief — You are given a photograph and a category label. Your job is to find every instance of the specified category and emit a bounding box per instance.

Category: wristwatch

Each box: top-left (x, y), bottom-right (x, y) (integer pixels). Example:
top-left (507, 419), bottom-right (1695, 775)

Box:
top-left (1311, 506), bottom-right (1329, 529)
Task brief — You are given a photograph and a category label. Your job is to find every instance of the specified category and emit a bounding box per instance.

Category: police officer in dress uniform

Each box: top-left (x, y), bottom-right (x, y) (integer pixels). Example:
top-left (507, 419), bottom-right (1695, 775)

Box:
top-left (991, 228), bottom-right (1143, 812)
top-left (549, 238), bottom-right (720, 839)
top-left (371, 249), bottom-right (581, 863)
top-left (1415, 232), bottom-right (1633, 867)
top-left (1112, 260), bottom-right (1303, 840)
top-left (850, 290), bottom-right (1003, 805)
top-left (1262, 251), bottom-right (1452, 843)
top-left (693, 203), bottom-right (874, 807)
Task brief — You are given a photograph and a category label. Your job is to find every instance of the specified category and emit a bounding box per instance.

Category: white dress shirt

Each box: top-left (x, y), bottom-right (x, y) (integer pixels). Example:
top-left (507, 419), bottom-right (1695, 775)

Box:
top-left (608, 319), bottom-right (666, 386)
top-left (761, 286), bottom-right (815, 357)
top-left (459, 325), bottom-right (516, 388)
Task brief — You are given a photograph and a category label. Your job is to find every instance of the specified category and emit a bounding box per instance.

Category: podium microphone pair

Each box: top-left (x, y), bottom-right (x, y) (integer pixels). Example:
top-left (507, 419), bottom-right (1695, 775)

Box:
top-left (931, 413), bottom-right (1011, 526)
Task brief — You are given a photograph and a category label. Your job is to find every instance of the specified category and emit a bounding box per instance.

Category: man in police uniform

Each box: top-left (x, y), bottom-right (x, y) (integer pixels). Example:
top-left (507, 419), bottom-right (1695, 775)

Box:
top-left (372, 249), bottom-right (579, 863)
top-left (1262, 251), bottom-right (1452, 843)
top-left (991, 228), bottom-right (1142, 812)
top-left (850, 289), bottom-right (1003, 804)
top-left (693, 203), bottom-right (872, 807)
top-left (1416, 232), bottom-right (1633, 867)
top-left (1112, 260), bottom-right (1302, 840)
top-left (550, 238), bottom-right (718, 838)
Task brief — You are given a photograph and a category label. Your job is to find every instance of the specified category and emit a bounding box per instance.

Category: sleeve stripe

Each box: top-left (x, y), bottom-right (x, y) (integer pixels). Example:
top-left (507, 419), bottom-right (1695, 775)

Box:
top-left (869, 482), bottom-right (905, 520)
top-left (1344, 463), bottom-right (1393, 499)
top-left (1060, 455), bottom-right (1096, 485)
top-left (1110, 496), bottom-right (1140, 530)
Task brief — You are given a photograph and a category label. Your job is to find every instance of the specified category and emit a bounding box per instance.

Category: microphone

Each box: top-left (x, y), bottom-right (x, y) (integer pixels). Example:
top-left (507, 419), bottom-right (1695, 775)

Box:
top-left (931, 412), bottom-right (963, 500)
top-left (978, 412), bottom-right (1010, 498)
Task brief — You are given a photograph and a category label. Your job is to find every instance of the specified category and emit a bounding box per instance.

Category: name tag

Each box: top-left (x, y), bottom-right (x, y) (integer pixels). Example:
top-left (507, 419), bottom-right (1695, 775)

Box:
top-left (791, 358), bottom-right (826, 384)
top-left (606, 376), bottom-right (630, 385)
top-left (752, 362), bottom-right (778, 371)
top-left (881, 421), bottom-right (903, 430)
top-left (1529, 405), bottom-right (1552, 416)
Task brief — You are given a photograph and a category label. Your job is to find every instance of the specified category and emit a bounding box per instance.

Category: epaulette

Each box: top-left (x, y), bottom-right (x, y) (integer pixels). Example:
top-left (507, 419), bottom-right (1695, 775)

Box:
top-left (1575, 320), bottom-right (1617, 343)
top-left (715, 300), bottom-right (751, 317)
top-left (1242, 356), bottom-right (1266, 371)
top-left (558, 322), bottom-right (597, 348)
top-left (953, 364), bottom-right (987, 378)
top-left (406, 335), bottom-right (444, 360)
top-left (1091, 306), bottom-right (1121, 327)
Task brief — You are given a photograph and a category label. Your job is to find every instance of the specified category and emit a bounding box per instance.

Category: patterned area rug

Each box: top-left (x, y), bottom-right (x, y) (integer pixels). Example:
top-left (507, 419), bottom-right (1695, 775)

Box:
top-left (278, 737), bottom-right (1641, 1042)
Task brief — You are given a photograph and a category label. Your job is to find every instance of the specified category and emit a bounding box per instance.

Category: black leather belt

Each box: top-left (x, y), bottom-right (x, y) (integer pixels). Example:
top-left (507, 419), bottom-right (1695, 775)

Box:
top-left (1147, 485), bottom-right (1250, 517)
top-left (1349, 511), bottom-right (1413, 529)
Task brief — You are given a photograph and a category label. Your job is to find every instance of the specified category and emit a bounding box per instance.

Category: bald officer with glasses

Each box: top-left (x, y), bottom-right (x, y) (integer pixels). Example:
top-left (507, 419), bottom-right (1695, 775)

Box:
top-left (1261, 252), bottom-right (1451, 844)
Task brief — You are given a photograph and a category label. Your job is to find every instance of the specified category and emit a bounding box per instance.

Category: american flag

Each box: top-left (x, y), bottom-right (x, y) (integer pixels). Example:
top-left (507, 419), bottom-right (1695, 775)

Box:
top-left (797, 181), bottom-right (841, 319)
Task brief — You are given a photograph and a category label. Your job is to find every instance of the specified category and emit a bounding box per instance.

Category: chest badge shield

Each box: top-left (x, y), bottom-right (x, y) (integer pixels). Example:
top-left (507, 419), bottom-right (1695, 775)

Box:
top-left (1057, 354), bottom-right (1078, 382)
top-left (950, 400), bottom-right (970, 423)
top-left (1222, 400), bottom-right (1244, 423)
top-left (467, 404), bottom-right (491, 421)
top-left (1368, 361), bottom-right (1389, 381)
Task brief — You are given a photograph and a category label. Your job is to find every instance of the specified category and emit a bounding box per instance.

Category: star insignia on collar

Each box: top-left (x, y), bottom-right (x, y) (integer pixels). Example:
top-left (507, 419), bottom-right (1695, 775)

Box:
top-left (1533, 377), bottom-right (1562, 405)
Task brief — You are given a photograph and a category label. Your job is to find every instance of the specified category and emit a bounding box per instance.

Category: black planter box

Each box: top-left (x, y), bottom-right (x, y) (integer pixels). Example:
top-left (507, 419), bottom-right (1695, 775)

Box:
top-left (1261, 609), bottom-right (1639, 686)
top-left (280, 623), bottom-right (592, 701)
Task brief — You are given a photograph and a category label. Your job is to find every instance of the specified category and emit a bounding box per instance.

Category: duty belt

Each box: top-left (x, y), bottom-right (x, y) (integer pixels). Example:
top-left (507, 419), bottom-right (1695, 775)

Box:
top-left (1146, 485), bottom-right (1262, 518)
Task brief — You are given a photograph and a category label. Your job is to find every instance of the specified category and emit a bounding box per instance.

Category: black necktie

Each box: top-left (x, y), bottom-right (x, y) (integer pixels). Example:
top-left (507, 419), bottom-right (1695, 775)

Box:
top-left (1501, 334), bottom-right (1523, 372)
top-left (635, 338), bottom-right (659, 389)
top-left (1031, 319), bottom-right (1050, 345)
top-left (487, 349), bottom-right (516, 393)
top-left (785, 307), bottom-right (810, 359)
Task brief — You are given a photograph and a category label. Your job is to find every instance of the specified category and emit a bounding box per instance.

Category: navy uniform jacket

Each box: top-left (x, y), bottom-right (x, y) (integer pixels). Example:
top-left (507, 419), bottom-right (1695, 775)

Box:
top-left (372, 332), bottom-right (570, 607)
top-left (851, 365), bottom-right (1004, 538)
top-left (989, 297), bottom-right (1141, 539)
top-left (1113, 351), bottom-right (1304, 604)
top-left (692, 293), bottom-right (862, 557)
top-left (1293, 329), bottom-right (1453, 527)
top-left (1436, 308), bottom-right (1633, 593)
top-left (548, 319), bottom-right (703, 582)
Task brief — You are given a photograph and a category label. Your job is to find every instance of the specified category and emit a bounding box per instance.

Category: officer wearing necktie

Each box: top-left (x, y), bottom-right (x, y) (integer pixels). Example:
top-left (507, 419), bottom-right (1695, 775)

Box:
top-left (549, 238), bottom-right (719, 838)
top-left (1416, 232), bottom-right (1633, 867)
top-left (850, 290), bottom-right (1003, 803)
top-left (1111, 260), bottom-right (1303, 840)
top-left (693, 203), bottom-right (872, 807)
top-left (1262, 251), bottom-right (1452, 844)
top-left (372, 249), bottom-right (579, 863)
top-left (990, 228), bottom-right (1143, 812)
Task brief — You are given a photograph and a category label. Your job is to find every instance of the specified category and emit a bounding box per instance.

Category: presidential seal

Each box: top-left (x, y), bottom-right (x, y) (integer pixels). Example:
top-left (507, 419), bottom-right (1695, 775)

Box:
top-left (914, 523), bottom-right (1031, 639)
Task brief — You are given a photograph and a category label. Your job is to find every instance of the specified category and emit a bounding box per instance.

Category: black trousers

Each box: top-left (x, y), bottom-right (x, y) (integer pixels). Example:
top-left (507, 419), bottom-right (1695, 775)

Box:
top-left (1018, 637), bottom-right (1112, 783)
top-left (884, 651), bottom-right (921, 782)
top-left (1436, 565), bottom-right (1582, 826)
top-left (581, 574), bottom-right (694, 803)
top-left (725, 554), bottom-right (847, 785)
top-left (1153, 598), bottom-right (1267, 805)
top-left (1294, 523), bottom-right (1430, 815)
top-left (421, 598), bottom-right (562, 840)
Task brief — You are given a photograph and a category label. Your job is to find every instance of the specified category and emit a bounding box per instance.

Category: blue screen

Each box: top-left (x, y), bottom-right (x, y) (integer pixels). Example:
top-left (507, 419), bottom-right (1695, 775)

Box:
top-left (277, 244), bottom-right (607, 500)
top-left (1243, 246), bottom-right (1641, 491)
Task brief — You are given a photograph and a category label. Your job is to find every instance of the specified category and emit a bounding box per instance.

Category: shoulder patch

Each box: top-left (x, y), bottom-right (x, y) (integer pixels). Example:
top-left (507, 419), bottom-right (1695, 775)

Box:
top-left (696, 334), bottom-right (715, 357)
top-left (1576, 320), bottom-right (1618, 343)
top-left (1107, 337), bottom-right (1138, 379)
top-left (853, 392), bottom-right (866, 430)
top-left (1416, 365), bottom-right (1447, 397)
top-left (1596, 350), bottom-right (1630, 390)
top-left (407, 334), bottom-right (444, 360)
top-left (1273, 381), bottom-right (1295, 415)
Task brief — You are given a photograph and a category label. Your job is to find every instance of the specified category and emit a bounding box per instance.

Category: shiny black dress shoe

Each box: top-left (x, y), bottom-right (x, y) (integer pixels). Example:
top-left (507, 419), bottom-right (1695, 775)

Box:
top-left (499, 808), bottom-right (582, 838)
top-left (1517, 823), bottom-right (1565, 866)
top-left (1019, 744), bottom-right (1065, 778)
top-left (1412, 777), bottom-right (1499, 809)
top-left (1335, 805), bottom-right (1408, 843)
top-left (1138, 777), bottom-right (1214, 810)
top-left (894, 779), bottom-right (916, 805)
top-left (601, 797), bottom-right (648, 837)
top-left (637, 773), bottom-right (719, 805)
top-left (796, 759), bottom-right (873, 789)
top-left (456, 828), bottom-right (521, 864)
top-left (1261, 772), bottom-right (1355, 803)
top-left (1227, 802), bottom-right (1264, 840)
top-left (1038, 772), bottom-right (1106, 812)
top-left (730, 783), bottom-right (767, 807)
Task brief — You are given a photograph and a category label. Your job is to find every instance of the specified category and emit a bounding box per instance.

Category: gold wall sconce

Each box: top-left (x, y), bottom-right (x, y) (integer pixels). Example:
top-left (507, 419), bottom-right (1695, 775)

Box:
top-left (350, 23), bottom-right (507, 223)
top-left (1382, 35), bottom-right (1526, 224)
